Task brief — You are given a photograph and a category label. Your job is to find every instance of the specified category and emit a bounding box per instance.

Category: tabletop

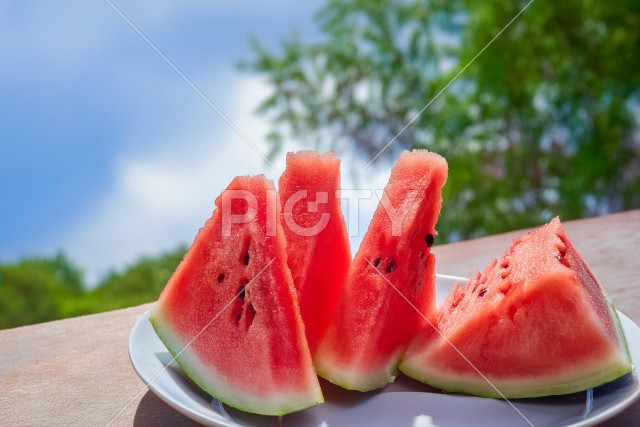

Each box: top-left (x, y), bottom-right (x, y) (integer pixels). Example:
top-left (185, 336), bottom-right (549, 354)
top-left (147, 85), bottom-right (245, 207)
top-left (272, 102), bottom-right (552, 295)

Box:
top-left (1, 210), bottom-right (639, 426)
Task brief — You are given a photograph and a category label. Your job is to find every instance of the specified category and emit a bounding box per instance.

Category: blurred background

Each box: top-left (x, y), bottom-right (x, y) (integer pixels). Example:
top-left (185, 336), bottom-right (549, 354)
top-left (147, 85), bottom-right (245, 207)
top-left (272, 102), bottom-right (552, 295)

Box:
top-left (2, 0), bottom-right (639, 329)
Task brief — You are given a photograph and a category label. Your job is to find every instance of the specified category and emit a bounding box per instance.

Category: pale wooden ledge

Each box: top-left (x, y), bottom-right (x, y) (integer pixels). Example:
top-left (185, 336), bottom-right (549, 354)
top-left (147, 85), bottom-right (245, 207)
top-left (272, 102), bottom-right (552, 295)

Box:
top-left (1, 211), bottom-right (639, 426)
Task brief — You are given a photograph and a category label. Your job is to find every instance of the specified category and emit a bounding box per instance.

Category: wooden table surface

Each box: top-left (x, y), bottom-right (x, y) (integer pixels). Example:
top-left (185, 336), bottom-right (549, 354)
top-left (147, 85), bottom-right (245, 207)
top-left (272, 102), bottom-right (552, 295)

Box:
top-left (1, 210), bottom-right (639, 426)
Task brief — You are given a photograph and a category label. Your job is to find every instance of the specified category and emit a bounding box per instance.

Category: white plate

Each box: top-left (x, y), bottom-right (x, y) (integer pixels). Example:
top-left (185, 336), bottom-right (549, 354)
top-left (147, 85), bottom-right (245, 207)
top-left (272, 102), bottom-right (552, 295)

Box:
top-left (129, 274), bottom-right (640, 427)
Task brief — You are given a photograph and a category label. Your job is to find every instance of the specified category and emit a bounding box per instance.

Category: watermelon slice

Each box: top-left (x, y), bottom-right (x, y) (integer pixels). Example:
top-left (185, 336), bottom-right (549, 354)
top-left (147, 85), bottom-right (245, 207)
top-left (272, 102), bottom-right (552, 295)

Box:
top-left (400, 217), bottom-right (633, 398)
top-left (278, 151), bottom-right (351, 355)
top-left (149, 175), bottom-right (323, 415)
top-left (314, 150), bottom-right (448, 391)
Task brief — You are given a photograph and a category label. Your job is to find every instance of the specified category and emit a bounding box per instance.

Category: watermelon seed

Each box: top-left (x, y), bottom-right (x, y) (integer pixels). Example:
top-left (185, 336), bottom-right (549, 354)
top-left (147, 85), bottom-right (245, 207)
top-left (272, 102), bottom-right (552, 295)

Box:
top-left (236, 281), bottom-right (249, 325)
top-left (425, 234), bottom-right (435, 247)
top-left (373, 257), bottom-right (382, 267)
top-left (240, 236), bottom-right (251, 265)
top-left (386, 260), bottom-right (395, 273)
top-left (558, 253), bottom-right (570, 268)
top-left (556, 236), bottom-right (570, 267)
top-left (479, 288), bottom-right (487, 297)
top-left (245, 303), bottom-right (256, 329)
top-left (217, 273), bottom-right (225, 283)
top-left (238, 279), bottom-right (249, 301)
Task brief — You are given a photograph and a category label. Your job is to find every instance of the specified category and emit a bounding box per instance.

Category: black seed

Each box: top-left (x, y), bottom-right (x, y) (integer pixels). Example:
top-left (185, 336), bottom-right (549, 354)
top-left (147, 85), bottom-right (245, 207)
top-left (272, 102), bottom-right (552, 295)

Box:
top-left (479, 288), bottom-right (487, 297)
top-left (373, 257), bottom-right (382, 267)
top-left (246, 303), bottom-right (256, 328)
top-left (236, 312), bottom-right (242, 324)
top-left (238, 288), bottom-right (245, 301)
top-left (386, 260), bottom-right (395, 273)
top-left (425, 234), bottom-right (435, 247)
top-left (217, 273), bottom-right (225, 283)
top-left (240, 236), bottom-right (251, 265)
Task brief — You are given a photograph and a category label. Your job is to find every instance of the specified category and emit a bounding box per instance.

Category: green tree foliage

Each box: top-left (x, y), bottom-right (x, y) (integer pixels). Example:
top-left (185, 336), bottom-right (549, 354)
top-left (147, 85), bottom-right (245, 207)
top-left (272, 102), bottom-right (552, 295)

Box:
top-left (62, 247), bottom-right (186, 318)
top-left (244, 0), bottom-right (640, 240)
top-left (0, 247), bottom-right (186, 329)
top-left (0, 254), bottom-right (75, 329)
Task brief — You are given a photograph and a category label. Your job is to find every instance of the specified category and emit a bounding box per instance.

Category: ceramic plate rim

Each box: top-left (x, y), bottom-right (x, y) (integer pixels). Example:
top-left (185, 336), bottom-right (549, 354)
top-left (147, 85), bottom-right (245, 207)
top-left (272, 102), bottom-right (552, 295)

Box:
top-left (128, 274), bottom-right (640, 427)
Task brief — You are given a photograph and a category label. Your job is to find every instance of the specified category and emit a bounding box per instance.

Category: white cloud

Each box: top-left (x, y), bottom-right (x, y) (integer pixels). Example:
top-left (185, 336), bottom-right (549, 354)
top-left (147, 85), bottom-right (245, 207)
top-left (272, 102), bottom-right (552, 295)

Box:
top-left (59, 76), bottom-right (274, 285)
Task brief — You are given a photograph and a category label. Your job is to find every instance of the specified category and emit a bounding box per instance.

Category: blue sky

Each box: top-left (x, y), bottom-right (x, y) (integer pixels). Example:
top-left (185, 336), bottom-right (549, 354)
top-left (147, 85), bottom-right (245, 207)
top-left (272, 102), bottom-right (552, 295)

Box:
top-left (1, 1), bottom-right (388, 285)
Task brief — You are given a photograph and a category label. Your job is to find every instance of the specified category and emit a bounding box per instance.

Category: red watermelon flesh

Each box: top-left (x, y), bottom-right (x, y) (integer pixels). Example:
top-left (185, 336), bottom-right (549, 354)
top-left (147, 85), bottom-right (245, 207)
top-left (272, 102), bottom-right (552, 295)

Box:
top-left (150, 175), bottom-right (323, 415)
top-left (278, 151), bottom-right (351, 355)
top-left (314, 150), bottom-right (448, 391)
top-left (400, 217), bottom-right (632, 398)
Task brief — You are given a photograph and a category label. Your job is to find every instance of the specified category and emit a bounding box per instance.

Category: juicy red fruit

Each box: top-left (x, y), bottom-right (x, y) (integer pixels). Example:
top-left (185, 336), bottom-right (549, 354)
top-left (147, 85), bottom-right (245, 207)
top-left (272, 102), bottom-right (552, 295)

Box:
top-left (279, 151), bottom-right (351, 356)
top-left (400, 217), bottom-right (633, 398)
top-left (150, 175), bottom-right (323, 415)
top-left (314, 150), bottom-right (448, 391)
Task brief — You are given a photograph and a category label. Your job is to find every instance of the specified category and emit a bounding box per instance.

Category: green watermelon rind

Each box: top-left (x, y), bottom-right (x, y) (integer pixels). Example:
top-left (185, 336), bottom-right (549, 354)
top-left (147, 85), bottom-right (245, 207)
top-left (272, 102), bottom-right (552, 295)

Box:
top-left (314, 351), bottom-right (402, 392)
top-left (149, 308), bottom-right (324, 416)
top-left (607, 293), bottom-right (633, 367)
top-left (399, 352), bottom-right (632, 399)
top-left (314, 369), bottom-right (395, 393)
